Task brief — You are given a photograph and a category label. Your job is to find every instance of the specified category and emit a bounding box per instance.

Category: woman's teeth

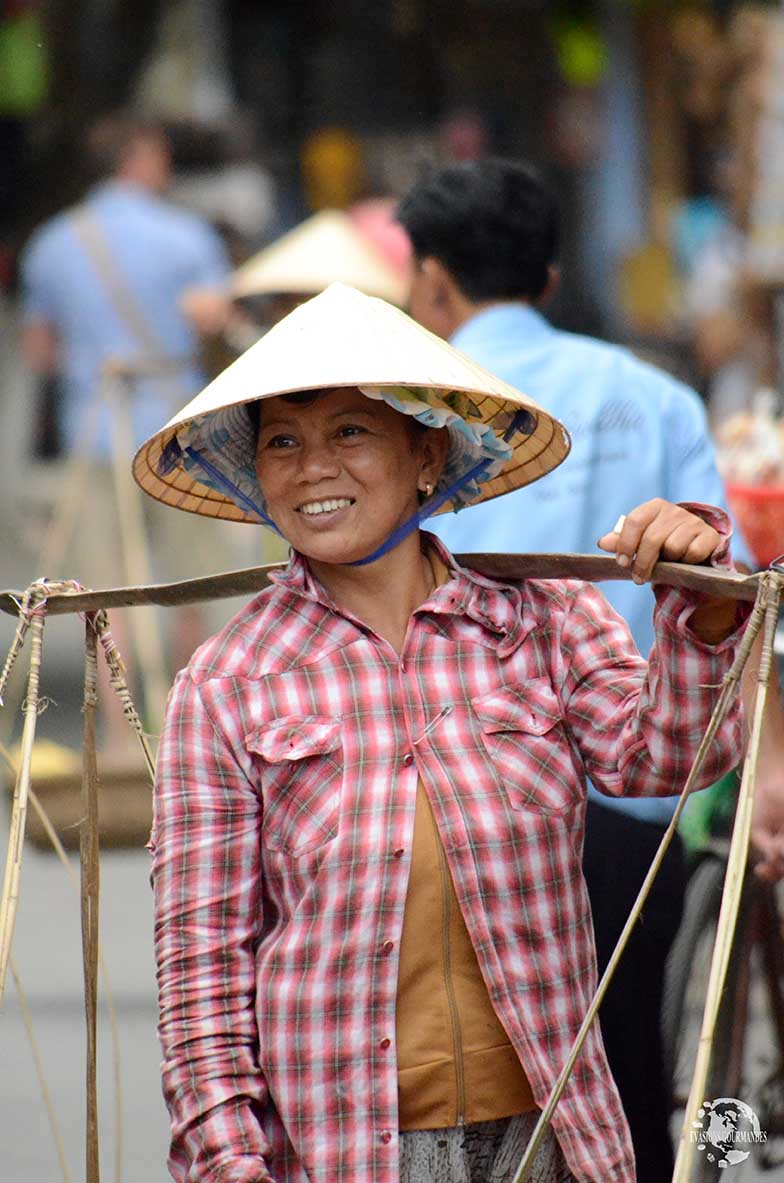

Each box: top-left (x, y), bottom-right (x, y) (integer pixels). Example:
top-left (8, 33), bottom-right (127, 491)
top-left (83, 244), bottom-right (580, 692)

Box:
top-left (299, 498), bottom-right (353, 516)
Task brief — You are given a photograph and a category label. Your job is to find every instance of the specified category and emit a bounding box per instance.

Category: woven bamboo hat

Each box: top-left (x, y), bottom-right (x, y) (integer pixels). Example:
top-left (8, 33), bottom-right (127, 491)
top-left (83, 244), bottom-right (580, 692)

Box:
top-left (232, 209), bottom-right (409, 305)
top-left (133, 283), bottom-right (571, 524)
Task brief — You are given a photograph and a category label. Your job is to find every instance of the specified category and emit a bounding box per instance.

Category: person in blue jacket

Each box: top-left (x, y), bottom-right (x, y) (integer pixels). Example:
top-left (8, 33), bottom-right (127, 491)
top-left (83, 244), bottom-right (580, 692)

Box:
top-left (397, 157), bottom-right (771, 1183)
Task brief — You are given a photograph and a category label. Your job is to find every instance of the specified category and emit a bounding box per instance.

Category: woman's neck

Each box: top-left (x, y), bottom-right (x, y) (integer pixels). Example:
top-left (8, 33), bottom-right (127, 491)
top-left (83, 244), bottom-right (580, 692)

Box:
top-left (308, 533), bottom-right (435, 654)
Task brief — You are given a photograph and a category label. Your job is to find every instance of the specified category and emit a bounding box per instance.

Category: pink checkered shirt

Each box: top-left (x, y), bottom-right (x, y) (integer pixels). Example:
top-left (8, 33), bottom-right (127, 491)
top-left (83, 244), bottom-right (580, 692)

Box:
top-left (151, 525), bottom-right (747, 1183)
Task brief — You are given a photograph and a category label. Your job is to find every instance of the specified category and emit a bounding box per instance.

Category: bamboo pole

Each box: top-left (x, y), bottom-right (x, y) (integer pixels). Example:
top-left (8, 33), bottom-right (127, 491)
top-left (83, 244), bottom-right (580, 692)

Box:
top-left (0, 556), bottom-right (761, 620)
top-left (0, 593), bottom-right (46, 1002)
top-left (510, 579), bottom-right (769, 1183)
top-left (81, 616), bottom-right (101, 1183)
top-left (105, 371), bottom-right (170, 729)
top-left (672, 571), bottom-right (783, 1181)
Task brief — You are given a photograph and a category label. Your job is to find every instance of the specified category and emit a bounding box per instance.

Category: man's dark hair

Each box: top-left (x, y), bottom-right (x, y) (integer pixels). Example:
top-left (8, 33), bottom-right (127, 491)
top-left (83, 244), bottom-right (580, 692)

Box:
top-left (84, 111), bottom-right (168, 180)
top-left (397, 158), bottom-right (559, 303)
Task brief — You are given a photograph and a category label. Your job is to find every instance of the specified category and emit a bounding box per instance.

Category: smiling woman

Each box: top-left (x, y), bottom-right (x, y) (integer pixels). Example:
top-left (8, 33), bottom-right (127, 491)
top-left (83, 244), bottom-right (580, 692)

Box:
top-left (133, 283), bottom-right (752, 1183)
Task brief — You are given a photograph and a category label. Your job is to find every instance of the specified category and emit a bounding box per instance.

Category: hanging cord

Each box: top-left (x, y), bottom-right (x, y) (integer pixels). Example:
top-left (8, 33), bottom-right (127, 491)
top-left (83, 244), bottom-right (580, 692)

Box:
top-left (511, 574), bottom-right (774, 1183)
top-left (672, 568), bottom-right (784, 1181)
top-left (0, 584), bottom-right (48, 1002)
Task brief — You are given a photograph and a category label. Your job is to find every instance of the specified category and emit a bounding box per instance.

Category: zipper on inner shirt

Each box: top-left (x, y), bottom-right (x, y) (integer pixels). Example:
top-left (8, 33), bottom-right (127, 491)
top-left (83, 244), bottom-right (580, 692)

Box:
top-left (436, 833), bottom-right (466, 1127)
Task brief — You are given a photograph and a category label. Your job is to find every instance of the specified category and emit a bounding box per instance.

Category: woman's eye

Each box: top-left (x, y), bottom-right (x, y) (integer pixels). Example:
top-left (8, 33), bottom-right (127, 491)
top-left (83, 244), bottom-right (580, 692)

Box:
top-left (337, 424), bottom-right (365, 438)
top-left (264, 434), bottom-right (297, 449)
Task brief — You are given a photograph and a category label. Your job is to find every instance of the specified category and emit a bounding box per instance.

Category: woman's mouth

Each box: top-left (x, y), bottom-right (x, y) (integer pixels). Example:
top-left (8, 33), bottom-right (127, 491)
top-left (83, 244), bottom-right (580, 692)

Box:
top-left (297, 497), bottom-right (355, 517)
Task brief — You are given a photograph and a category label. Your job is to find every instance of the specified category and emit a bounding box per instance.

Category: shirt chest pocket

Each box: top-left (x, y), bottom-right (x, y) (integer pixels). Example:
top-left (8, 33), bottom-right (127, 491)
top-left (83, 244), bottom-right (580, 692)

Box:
top-left (472, 679), bottom-right (576, 815)
top-left (245, 715), bottom-right (343, 854)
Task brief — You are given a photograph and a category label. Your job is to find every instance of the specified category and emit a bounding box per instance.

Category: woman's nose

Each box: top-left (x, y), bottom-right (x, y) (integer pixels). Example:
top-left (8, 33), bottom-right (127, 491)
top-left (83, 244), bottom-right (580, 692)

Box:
top-left (298, 440), bottom-right (341, 481)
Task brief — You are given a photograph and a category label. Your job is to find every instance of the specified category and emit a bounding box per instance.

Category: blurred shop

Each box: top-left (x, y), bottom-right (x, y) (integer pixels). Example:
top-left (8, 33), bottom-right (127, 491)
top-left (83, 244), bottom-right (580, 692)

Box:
top-left (3, 0), bottom-right (784, 350)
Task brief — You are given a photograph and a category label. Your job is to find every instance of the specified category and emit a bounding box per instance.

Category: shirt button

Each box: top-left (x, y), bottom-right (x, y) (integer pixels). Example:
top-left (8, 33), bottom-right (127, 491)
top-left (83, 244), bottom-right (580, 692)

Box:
top-left (402, 752), bottom-right (414, 766)
top-left (380, 1130), bottom-right (393, 1144)
top-left (382, 940), bottom-right (394, 955)
top-left (393, 847), bottom-right (405, 859)
top-left (379, 1037), bottom-right (391, 1049)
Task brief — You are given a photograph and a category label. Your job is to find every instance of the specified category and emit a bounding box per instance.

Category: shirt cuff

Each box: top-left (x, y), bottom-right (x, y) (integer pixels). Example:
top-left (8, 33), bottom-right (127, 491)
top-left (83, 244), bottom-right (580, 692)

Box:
top-left (676, 501), bottom-right (734, 568)
top-left (653, 502), bottom-right (752, 645)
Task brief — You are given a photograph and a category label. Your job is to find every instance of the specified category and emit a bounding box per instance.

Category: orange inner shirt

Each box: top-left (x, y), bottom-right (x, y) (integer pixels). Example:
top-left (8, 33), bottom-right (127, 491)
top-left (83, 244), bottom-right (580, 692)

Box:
top-left (395, 553), bottom-right (536, 1129)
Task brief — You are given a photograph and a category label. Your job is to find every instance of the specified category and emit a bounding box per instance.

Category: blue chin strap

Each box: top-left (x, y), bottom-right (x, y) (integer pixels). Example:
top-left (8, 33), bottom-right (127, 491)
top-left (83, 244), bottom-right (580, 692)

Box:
top-left (183, 408), bottom-right (532, 567)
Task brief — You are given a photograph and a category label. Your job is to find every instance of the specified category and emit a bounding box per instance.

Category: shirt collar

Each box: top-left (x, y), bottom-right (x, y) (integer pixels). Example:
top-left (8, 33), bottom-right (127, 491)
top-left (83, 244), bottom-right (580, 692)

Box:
top-left (451, 302), bottom-right (554, 353)
top-left (269, 533), bottom-right (534, 655)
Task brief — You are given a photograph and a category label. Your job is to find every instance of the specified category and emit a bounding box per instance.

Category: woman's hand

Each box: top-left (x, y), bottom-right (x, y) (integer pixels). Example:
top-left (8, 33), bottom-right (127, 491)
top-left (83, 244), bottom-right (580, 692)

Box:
top-left (598, 498), bottom-right (738, 643)
top-left (597, 498), bottom-right (722, 584)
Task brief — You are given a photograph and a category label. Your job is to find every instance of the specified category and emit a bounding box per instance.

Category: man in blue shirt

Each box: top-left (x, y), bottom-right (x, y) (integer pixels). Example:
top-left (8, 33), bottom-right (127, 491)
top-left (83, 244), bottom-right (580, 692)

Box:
top-left (397, 159), bottom-right (763, 1182)
top-left (18, 114), bottom-right (236, 734)
top-left (20, 112), bottom-right (231, 465)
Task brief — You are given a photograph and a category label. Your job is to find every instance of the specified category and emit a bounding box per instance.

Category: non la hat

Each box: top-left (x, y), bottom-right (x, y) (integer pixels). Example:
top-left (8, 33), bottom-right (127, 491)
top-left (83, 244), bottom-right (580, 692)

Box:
top-left (133, 283), bottom-right (571, 525)
top-left (231, 209), bottom-right (409, 306)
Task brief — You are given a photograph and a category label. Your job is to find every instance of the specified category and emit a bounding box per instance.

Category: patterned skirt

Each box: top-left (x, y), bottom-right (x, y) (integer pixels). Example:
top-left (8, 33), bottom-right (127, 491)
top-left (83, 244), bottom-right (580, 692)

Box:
top-left (399, 1111), bottom-right (576, 1183)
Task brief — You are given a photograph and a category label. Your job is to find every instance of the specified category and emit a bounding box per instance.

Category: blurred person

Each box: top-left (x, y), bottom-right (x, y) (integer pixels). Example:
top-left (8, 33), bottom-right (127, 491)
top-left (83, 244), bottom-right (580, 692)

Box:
top-left (137, 282), bottom-right (751, 1183)
top-left (17, 112), bottom-right (238, 741)
top-left (226, 208), bottom-right (409, 349)
top-left (398, 157), bottom-right (784, 1183)
top-left (19, 110), bottom-right (232, 471)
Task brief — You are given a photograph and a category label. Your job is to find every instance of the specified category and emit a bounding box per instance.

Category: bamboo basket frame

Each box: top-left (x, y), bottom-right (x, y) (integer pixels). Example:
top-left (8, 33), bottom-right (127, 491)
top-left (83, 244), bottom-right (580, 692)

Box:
top-left (0, 556), bottom-right (780, 1183)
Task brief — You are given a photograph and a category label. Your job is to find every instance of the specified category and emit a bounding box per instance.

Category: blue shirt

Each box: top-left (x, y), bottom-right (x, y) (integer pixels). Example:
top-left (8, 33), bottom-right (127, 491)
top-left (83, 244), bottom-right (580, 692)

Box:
top-left (21, 180), bottom-right (231, 458)
top-left (430, 304), bottom-right (753, 823)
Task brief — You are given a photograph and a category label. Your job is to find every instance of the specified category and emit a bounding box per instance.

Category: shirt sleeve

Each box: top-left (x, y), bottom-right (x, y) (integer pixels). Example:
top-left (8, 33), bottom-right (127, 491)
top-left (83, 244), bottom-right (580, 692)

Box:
top-left (181, 218), bottom-right (232, 289)
top-left (19, 228), bottom-right (59, 324)
top-left (558, 507), bottom-right (749, 800)
top-left (151, 670), bottom-right (276, 1183)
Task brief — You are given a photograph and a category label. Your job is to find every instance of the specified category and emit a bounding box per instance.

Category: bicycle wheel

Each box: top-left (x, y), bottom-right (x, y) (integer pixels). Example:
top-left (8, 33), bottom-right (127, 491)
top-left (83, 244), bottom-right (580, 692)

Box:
top-left (662, 856), bottom-right (754, 1176)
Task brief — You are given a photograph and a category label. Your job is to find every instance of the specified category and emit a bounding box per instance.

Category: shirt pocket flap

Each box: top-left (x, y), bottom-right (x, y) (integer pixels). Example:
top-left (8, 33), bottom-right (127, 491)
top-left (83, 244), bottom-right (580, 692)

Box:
top-left (472, 679), bottom-right (562, 737)
top-left (245, 716), bottom-right (342, 764)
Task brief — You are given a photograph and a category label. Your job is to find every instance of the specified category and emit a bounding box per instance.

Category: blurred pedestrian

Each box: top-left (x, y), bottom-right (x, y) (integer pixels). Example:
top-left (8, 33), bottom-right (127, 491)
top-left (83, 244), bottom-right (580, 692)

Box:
top-left (19, 110), bottom-right (231, 483)
top-left (17, 111), bottom-right (237, 738)
top-left (398, 158), bottom-right (784, 1183)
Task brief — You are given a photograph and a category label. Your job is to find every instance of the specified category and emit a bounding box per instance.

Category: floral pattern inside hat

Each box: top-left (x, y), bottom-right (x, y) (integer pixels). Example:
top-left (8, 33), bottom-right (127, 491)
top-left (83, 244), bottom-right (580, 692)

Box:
top-left (159, 385), bottom-right (517, 521)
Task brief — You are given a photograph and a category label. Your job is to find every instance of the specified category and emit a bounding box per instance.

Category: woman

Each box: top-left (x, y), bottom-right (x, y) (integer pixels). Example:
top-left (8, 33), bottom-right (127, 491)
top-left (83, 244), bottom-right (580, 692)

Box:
top-left (134, 284), bottom-right (748, 1183)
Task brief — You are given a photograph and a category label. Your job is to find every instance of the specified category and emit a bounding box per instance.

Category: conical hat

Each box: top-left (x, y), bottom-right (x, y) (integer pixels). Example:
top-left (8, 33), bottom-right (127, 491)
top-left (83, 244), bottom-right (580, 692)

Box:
top-left (133, 283), bottom-right (570, 523)
top-left (232, 209), bottom-right (409, 305)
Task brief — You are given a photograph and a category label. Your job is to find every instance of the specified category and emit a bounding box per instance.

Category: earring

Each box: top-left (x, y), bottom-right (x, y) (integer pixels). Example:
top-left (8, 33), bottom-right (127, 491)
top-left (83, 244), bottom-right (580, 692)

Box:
top-left (424, 482), bottom-right (434, 497)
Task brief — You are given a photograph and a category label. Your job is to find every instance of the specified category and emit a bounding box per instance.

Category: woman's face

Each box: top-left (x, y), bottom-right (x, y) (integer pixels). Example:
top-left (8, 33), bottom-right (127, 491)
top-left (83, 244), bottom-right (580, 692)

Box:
top-left (255, 387), bottom-right (445, 565)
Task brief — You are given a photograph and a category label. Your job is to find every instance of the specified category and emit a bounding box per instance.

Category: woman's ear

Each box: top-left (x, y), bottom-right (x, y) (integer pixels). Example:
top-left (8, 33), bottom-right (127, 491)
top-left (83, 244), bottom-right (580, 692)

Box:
top-left (417, 426), bottom-right (450, 495)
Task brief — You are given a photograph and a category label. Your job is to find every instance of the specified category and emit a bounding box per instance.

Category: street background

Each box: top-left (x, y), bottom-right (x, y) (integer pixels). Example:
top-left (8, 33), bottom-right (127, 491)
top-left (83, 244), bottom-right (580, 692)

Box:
top-left (2, 2), bottom-right (784, 1181)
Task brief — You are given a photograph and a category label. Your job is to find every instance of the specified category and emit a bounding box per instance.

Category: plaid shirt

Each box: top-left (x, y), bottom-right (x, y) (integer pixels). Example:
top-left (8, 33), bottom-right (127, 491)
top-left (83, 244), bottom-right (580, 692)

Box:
top-left (152, 525), bottom-right (747, 1183)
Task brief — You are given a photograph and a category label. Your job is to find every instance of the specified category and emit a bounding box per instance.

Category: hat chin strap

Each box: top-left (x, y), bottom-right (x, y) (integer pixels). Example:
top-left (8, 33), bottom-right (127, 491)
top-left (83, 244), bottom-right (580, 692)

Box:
top-left (184, 408), bottom-right (529, 568)
top-left (183, 446), bottom-right (285, 536)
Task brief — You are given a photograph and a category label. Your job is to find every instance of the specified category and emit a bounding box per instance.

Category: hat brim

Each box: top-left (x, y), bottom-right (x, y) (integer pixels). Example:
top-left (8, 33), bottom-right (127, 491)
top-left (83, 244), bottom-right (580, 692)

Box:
top-left (133, 284), bottom-right (570, 523)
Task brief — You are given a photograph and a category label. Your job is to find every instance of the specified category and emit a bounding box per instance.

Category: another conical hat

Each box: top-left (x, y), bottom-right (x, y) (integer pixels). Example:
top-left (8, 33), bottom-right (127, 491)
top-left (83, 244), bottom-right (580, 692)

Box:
top-left (133, 283), bottom-right (570, 523)
top-left (232, 209), bottom-right (408, 305)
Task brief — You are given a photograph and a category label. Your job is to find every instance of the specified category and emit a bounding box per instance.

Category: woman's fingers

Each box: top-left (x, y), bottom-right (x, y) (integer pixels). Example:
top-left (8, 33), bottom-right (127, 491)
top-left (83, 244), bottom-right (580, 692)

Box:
top-left (597, 499), bottom-right (722, 583)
